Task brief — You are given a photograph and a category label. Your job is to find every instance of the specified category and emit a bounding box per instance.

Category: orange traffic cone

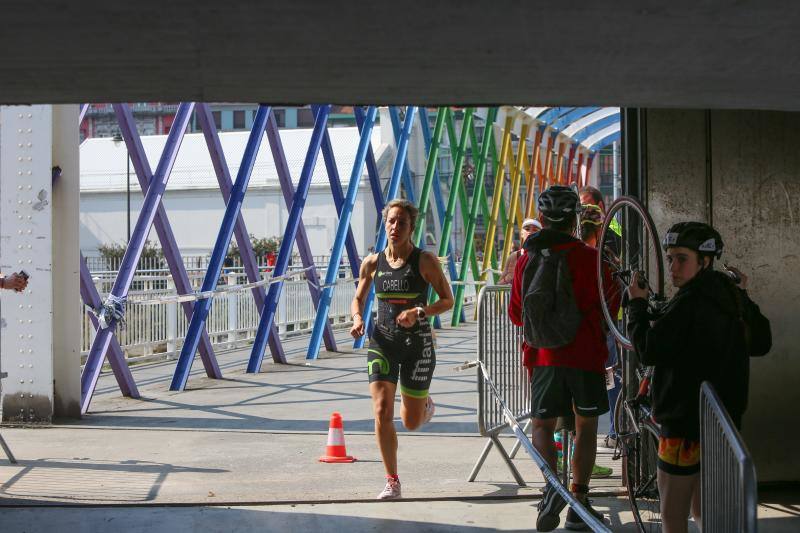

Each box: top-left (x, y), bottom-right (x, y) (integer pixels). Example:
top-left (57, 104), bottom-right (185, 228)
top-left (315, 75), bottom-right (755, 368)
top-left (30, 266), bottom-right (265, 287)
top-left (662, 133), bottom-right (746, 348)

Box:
top-left (319, 412), bottom-right (356, 463)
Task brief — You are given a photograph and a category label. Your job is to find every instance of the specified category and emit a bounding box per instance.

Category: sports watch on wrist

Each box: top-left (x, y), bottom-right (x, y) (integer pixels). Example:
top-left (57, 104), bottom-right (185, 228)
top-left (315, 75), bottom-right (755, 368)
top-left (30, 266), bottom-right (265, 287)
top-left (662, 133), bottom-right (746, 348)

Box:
top-left (415, 306), bottom-right (426, 319)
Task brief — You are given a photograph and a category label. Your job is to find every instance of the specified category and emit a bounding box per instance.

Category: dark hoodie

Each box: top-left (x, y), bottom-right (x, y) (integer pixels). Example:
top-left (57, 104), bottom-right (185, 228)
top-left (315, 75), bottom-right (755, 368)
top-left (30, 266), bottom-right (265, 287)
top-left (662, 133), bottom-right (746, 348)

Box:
top-left (628, 268), bottom-right (771, 440)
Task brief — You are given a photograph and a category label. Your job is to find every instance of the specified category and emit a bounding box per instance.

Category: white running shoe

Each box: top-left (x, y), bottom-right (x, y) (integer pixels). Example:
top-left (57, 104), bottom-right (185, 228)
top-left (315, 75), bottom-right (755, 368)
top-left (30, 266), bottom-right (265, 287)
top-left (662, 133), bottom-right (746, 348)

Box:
top-left (377, 477), bottom-right (401, 500)
top-left (422, 396), bottom-right (435, 425)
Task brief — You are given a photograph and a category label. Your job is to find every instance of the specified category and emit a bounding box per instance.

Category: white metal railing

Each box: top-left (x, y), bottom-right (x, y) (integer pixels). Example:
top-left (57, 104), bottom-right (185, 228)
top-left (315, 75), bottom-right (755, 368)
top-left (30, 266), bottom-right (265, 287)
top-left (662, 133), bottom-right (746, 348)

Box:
top-left (81, 265), bottom-right (477, 364)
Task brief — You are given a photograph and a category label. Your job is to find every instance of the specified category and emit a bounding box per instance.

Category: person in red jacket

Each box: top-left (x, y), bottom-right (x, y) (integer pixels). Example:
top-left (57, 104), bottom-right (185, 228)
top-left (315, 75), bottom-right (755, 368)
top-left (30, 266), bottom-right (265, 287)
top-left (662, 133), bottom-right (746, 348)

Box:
top-left (508, 186), bottom-right (619, 531)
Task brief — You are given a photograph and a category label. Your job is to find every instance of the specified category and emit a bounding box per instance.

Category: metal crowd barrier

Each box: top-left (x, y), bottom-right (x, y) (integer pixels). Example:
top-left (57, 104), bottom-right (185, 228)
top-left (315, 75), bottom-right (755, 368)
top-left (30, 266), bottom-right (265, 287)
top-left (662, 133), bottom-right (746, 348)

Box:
top-left (465, 284), bottom-right (610, 533)
top-left (700, 381), bottom-right (758, 533)
top-left (468, 285), bottom-right (530, 486)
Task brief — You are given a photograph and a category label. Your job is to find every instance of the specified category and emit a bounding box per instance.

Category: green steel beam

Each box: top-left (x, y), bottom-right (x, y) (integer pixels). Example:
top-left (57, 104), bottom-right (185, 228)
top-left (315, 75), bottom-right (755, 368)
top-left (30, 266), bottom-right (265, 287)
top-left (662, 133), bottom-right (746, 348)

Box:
top-left (430, 107), bottom-right (474, 307)
top-left (451, 107), bottom-right (498, 325)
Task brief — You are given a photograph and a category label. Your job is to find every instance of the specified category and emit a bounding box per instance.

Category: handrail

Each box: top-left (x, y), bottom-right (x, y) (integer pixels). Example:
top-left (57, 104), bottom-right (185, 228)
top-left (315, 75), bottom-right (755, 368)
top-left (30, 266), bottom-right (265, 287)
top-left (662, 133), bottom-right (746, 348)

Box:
top-left (700, 381), bottom-right (758, 533)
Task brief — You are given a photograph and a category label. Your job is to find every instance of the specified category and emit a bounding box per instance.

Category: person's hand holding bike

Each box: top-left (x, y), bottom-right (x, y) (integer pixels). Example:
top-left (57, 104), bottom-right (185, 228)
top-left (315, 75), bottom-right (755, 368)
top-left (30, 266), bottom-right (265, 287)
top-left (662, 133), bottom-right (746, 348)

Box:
top-left (627, 271), bottom-right (649, 301)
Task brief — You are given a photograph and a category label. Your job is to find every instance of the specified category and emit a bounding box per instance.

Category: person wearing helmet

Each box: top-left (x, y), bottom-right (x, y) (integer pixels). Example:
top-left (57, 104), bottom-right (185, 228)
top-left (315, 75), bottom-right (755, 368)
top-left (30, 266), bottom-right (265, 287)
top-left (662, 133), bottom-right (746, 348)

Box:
top-left (508, 185), bottom-right (619, 531)
top-left (627, 221), bottom-right (771, 533)
top-left (499, 218), bottom-right (541, 284)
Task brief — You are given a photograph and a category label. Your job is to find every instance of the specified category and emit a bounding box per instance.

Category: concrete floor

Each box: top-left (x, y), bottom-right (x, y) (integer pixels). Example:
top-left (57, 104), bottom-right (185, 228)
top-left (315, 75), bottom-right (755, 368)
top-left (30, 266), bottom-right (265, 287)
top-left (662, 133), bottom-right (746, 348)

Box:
top-left (1, 313), bottom-right (798, 531)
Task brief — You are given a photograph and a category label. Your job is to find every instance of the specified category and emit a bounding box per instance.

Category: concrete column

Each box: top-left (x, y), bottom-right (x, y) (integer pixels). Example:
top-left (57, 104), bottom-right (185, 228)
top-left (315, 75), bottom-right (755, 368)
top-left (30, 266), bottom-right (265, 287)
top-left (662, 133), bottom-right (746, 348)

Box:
top-left (0, 105), bottom-right (54, 423)
top-left (51, 105), bottom-right (81, 418)
top-left (645, 108), bottom-right (800, 482)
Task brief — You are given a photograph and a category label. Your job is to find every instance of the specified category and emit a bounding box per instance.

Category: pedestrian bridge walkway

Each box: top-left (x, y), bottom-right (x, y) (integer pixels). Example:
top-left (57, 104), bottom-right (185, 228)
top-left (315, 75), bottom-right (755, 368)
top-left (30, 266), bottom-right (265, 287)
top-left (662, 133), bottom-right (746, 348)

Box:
top-left (0, 314), bottom-right (619, 505)
top-left (1, 316), bottom-right (798, 531)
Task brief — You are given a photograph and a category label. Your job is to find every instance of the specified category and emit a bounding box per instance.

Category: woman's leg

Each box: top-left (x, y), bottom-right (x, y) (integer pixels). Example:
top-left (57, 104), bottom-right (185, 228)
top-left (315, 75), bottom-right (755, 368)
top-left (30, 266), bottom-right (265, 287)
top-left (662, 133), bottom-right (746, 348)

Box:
top-left (370, 380), bottom-right (398, 476)
top-left (658, 468), bottom-right (698, 533)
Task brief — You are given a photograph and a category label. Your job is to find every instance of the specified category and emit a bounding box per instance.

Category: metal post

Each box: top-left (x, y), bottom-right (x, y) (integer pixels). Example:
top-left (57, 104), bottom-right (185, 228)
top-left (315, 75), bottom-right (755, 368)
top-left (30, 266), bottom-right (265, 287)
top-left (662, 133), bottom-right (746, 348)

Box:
top-left (306, 106), bottom-right (377, 360)
top-left (353, 106), bottom-right (417, 349)
top-left (501, 121), bottom-right (531, 265)
top-left (171, 105), bottom-right (271, 391)
top-left (479, 114), bottom-right (515, 286)
top-left (113, 103), bottom-right (219, 373)
top-left (313, 104), bottom-right (361, 279)
top-left (452, 107), bottom-right (497, 325)
top-left (126, 155), bottom-right (131, 243)
top-left (79, 253), bottom-right (139, 398)
top-left (247, 105), bottom-right (331, 372)
top-left (415, 107), bottom-right (465, 328)
top-left (195, 103), bottom-right (286, 364)
top-left (82, 103), bottom-right (204, 413)
top-left (444, 111), bottom-right (482, 293)
top-left (264, 111), bottom-right (337, 355)
top-left (389, 106), bottom-right (417, 204)
top-left (525, 127), bottom-right (544, 217)
top-left (429, 108), bottom-right (474, 309)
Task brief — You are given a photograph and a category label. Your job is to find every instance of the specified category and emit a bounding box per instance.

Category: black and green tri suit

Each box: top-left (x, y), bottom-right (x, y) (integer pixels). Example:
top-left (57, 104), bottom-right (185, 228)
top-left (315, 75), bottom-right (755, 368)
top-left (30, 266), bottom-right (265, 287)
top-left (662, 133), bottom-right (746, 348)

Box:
top-left (367, 246), bottom-right (436, 398)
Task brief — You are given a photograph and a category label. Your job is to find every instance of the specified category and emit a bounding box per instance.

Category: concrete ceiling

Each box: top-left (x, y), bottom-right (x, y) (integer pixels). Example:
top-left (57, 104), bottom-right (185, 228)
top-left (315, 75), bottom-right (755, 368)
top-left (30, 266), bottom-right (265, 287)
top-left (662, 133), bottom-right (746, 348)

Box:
top-left (2, 1), bottom-right (799, 110)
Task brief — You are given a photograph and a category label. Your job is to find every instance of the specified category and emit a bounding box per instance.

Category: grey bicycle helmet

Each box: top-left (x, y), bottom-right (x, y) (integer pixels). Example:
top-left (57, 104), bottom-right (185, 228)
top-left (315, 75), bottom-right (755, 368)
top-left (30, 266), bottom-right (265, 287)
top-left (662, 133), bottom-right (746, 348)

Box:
top-left (662, 221), bottom-right (724, 259)
top-left (538, 185), bottom-right (581, 222)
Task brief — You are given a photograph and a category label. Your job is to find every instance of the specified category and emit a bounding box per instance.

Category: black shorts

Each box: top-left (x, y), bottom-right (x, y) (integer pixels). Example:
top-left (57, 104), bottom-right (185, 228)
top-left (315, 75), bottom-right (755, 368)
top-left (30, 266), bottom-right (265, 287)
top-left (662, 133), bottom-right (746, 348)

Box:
top-left (367, 326), bottom-right (435, 398)
top-left (530, 366), bottom-right (609, 419)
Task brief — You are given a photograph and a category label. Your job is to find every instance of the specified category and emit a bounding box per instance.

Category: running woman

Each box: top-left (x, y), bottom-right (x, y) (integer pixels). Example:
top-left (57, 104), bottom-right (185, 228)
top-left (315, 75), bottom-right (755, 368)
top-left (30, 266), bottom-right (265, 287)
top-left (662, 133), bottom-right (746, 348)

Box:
top-left (350, 199), bottom-right (454, 500)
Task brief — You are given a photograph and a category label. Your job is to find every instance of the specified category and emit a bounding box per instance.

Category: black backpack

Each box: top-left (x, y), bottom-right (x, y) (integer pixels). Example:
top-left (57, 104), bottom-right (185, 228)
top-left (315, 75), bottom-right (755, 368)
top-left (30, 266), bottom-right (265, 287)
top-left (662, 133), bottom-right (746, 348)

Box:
top-left (521, 247), bottom-right (582, 349)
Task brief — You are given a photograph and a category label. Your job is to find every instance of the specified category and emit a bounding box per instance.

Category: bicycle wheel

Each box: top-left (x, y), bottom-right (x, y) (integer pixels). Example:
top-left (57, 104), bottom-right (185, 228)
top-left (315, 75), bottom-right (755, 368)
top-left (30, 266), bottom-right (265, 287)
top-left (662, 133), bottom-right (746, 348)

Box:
top-left (626, 421), bottom-right (662, 533)
top-left (597, 196), bottom-right (664, 351)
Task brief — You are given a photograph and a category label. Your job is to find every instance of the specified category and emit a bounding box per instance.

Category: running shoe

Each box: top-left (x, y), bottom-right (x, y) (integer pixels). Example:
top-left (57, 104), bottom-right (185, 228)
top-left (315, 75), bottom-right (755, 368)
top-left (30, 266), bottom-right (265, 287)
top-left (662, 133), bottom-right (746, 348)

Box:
top-left (591, 464), bottom-right (612, 478)
top-left (422, 396), bottom-right (435, 425)
top-left (536, 483), bottom-right (567, 531)
top-left (377, 477), bottom-right (401, 500)
top-left (564, 499), bottom-right (605, 531)
top-left (602, 434), bottom-right (618, 449)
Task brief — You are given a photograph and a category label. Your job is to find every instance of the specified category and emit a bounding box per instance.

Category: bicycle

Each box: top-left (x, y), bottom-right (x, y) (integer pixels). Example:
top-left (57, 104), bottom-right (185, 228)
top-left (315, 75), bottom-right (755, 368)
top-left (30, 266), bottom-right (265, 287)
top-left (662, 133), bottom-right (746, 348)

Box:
top-left (597, 195), bottom-right (666, 533)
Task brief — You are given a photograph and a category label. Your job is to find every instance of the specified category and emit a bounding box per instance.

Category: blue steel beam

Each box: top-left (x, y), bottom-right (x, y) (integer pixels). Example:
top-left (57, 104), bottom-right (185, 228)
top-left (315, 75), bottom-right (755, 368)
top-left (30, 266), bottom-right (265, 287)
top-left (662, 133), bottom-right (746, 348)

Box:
top-left (417, 108), bottom-right (465, 327)
top-left (170, 105), bottom-right (272, 391)
top-left (537, 107), bottom-right (574, 125)
top-left (570, 113), bottom-right (621, 143)
top-left (195, 103), bottom-right (286, 364)
top-left (247, 105), bottom-right (332, 372)
top-left (112, 104), bottom-right (220, 379)
top-left (389, 106), bottom-right (417, 205)
top-left (353, 106), bottom-right (417, 349)
top-left (81, 103), bottom-right (203, 412)
top-left (264, 111), bottom-right (337, 357)
top-left (306, 106), bottom-right (378, 360)
top-left (587, 130), bottom-right (621, 152)
top-left (354, 107), bottom-right (385, 216)
top-left (551, 107), bottom-right (601, 132)
top-left (312, 104), bottom-right (361, 279)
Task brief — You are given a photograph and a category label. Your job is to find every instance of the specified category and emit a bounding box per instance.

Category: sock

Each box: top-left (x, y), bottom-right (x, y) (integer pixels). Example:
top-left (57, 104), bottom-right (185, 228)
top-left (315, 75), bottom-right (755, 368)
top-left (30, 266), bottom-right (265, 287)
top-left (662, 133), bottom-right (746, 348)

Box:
top-left (387, 474), bottom-right (399, 482)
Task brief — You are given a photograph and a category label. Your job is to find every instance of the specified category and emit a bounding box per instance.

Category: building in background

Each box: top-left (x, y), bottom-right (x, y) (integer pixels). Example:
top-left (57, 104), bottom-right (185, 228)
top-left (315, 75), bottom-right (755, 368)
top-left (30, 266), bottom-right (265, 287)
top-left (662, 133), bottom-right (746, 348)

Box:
top-left (80, 104), bottom-right (357, 142)
top-left (80, 120), bottom-right (393, 260)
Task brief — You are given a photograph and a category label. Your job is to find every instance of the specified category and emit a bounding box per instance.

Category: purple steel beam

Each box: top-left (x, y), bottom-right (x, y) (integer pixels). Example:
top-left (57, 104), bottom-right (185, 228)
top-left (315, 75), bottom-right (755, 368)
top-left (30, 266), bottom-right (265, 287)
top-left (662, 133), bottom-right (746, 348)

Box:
top-left (81, 103), bottom-right (202, 413)
top-left (264, 112), bottom-right (337, 355)
top-left (354, 107), bottom-right (384, 214)
top-left (79, 253), bottom-right (139, 398)
top-left (78, 104), bottom-right (88, 125)
top-left (312, 104), bottom-right (361, 279)
top-left (113, 104), bottom-right (221, 379)
top-left (195, 104), bottom-right (286, 363)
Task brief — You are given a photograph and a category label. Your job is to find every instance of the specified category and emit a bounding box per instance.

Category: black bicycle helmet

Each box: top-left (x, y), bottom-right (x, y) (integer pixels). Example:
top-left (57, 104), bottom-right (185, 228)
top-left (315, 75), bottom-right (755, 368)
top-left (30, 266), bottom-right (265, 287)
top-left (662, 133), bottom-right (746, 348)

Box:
top-left (662, 221), bottom-right (724, 259)
top-left (538, 185), bottom-right (581, 222)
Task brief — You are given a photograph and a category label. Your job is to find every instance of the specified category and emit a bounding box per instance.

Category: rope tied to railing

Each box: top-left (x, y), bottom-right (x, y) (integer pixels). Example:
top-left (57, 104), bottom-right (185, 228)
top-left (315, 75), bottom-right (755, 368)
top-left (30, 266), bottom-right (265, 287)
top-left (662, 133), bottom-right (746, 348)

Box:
top-left (96, 294), bottom-right (127, 330)
top-left (125, 266), bottom-right (322, 306)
